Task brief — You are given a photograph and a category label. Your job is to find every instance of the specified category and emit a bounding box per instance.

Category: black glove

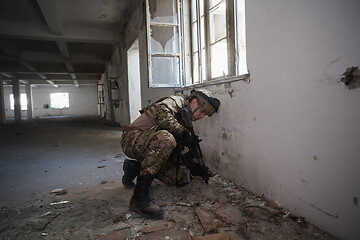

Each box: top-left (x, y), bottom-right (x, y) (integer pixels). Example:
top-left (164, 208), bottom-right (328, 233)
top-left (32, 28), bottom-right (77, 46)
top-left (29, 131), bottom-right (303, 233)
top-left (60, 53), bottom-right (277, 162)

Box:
top-left (188, 161), bottom-right (212, 178)
top-left (180, 132), bottom-right (197, 147)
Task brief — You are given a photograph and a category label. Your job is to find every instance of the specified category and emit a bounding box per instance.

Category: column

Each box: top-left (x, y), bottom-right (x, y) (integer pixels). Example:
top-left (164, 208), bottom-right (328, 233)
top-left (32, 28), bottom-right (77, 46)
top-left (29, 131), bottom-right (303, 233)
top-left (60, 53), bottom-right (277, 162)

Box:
top-left (0, 75), bottom-right (5, 124)
top-left (12, 79), bottom-right (21, 121)
top-left (26, 83), bottom-right (33, 120)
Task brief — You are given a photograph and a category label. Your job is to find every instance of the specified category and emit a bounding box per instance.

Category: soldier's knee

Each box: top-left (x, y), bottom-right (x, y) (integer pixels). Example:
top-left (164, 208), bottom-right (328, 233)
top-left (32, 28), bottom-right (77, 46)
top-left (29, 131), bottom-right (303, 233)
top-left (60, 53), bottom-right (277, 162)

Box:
top-left (155, 130), bottom-right (177, 150)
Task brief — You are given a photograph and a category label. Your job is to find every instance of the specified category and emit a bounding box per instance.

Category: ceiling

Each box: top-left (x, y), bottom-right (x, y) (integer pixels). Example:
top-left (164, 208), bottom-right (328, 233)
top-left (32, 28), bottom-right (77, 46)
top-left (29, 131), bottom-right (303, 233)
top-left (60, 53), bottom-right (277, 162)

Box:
top-left (0, 0), bottom-right (134, 87)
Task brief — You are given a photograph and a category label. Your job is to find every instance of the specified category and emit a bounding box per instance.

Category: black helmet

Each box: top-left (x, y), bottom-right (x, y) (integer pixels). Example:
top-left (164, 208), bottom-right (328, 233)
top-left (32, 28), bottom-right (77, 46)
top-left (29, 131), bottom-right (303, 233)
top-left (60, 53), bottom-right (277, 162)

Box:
top-left (189, 89), bottom-right (220, 116)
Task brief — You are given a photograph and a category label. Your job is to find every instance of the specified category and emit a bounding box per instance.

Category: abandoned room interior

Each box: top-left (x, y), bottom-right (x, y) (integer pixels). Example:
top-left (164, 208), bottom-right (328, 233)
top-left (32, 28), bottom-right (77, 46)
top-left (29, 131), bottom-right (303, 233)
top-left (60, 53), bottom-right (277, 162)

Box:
top-left (0, 0), bottom-right (359, 239)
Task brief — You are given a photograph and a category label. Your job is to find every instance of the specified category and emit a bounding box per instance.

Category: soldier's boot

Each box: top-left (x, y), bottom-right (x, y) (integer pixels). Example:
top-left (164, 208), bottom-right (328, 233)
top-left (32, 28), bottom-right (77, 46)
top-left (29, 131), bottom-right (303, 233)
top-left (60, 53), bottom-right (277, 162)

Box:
top-left (129, 174), bottom-right (164, 219)
top-left (122, 159), bottom-right (141, 189)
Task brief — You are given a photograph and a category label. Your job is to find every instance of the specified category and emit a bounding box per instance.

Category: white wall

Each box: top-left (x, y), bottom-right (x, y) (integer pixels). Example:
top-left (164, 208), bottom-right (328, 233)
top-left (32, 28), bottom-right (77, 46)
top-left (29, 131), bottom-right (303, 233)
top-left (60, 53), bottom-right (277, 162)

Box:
top-left (3, 85), bottom-right (98, 118)
top-left (196, 1), bottom-right (360, 240)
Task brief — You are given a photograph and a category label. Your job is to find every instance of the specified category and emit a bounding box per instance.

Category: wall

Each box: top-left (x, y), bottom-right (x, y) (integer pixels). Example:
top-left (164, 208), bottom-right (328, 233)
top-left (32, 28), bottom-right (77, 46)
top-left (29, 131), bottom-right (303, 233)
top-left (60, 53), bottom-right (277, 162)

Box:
top-left (127, 39), bottom-right (142, 122)
top-left (118, 0), bottom-right (359, 239)
top-left (196, 1), bottom-right (360, 240)
top-left (3, 85), bottom-right (26, 118)
top-left (3, 85), bottom-right (98, 118)
top-left (108, 46), bottom-right (124, 124)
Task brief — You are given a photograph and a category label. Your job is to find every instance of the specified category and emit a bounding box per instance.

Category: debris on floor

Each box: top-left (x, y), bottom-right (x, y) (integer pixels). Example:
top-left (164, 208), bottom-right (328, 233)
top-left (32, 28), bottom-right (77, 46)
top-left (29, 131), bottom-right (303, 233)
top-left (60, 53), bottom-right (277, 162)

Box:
top-left (50, 188), bottom-right (68, 196)
top-left (194, 232), bottom-right (229, 240)
top-left (195, 207), bottom-right (221, 233)
top-left (0, 175), bottom-right (339, 240)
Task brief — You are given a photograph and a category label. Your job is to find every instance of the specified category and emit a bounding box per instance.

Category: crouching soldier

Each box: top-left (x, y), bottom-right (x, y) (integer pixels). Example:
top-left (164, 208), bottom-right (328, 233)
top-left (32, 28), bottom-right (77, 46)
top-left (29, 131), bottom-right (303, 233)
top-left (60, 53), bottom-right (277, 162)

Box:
top-left (120, 89), bottom-right (220, 219)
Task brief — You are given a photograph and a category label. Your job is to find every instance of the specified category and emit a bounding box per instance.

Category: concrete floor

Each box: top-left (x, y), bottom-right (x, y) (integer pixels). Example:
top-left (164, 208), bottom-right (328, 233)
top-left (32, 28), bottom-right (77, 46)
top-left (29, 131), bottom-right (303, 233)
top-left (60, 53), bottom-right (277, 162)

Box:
top-left (0, 117), bottom-right (124, 207)
top-left (0, 118), bottom-right (339, 239)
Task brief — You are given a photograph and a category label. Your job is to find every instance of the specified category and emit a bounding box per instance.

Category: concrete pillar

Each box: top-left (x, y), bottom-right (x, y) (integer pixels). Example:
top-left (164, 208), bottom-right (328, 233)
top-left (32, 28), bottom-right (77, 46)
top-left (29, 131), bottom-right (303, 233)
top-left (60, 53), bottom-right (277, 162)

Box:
top-left (12, 79), bottom-right (21, 121)
top-left (0, 75), bottom-right (5, 124)
top-left (25, 84), bottom-right (33, 120)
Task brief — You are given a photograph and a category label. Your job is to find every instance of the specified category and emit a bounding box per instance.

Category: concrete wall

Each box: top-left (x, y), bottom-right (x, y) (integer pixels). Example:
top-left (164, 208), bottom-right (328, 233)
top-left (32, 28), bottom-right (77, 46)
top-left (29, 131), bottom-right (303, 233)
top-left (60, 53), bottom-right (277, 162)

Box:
top-left (196, 1), bottom-right (360, 240)
top-left (108, 46), bottom-right (124, 124)
top-left (3, 85), bottom-right (98, 118)
top-left (127, 39), bottom-right (142, 122)
top-left (118, 0), bottom-right (359, 239)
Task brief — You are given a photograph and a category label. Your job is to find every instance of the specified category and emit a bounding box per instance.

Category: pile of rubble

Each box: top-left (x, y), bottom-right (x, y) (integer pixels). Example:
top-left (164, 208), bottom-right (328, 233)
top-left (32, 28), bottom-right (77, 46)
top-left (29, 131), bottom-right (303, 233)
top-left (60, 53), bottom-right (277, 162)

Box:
top-left (0, 174), bottom-right (338, 240)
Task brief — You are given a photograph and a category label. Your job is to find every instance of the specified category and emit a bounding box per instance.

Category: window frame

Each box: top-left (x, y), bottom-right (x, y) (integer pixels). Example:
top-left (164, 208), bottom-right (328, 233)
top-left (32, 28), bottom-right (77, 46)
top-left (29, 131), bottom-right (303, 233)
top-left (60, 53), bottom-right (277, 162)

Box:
top-left (189, 0), bottom-right (248, 86)
top-left (145, 0), bottom-right (248, 88)
top-left (145, 0), bottom-right (184, 88)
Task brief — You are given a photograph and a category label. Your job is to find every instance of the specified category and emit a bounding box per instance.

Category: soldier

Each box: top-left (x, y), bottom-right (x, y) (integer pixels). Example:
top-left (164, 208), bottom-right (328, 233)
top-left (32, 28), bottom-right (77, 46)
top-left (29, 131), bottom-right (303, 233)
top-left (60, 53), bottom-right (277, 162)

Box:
top-left (121, 89), bottom-right (220, 219)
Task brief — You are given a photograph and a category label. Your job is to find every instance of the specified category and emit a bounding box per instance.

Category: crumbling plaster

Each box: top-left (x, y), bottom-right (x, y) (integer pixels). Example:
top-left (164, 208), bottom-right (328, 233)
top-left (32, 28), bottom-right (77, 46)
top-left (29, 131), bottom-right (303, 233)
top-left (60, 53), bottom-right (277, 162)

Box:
top-left (117, 0), bottom-right (360, 240)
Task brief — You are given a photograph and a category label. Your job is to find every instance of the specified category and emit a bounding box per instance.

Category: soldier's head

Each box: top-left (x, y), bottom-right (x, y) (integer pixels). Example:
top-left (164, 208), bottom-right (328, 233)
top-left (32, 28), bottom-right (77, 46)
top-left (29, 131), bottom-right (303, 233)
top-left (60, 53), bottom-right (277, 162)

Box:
top-left (188, 89), bottom-right (220, 121)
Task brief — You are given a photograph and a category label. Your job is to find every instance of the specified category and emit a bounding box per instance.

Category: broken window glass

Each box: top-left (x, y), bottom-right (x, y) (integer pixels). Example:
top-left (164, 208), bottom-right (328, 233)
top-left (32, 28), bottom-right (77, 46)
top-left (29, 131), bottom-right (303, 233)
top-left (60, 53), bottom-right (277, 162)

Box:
top-left (150, 25), bottom-right (179, 54)
top-left (147, 0), bottom-right (182, 87)
top-left (149, 0), bottom-right (178, 24)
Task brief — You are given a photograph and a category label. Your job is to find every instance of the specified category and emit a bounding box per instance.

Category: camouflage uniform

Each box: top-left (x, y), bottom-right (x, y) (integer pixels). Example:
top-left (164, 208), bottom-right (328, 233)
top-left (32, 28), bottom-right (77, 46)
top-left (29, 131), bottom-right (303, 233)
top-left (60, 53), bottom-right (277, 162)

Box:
top-left (121, 96), bottom-right (191, 185)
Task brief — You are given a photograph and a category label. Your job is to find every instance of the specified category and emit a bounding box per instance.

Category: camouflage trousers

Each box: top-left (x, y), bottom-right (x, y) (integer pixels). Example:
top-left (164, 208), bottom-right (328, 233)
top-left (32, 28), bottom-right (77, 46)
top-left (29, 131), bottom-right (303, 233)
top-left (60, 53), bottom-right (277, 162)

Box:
top-left (121, 129), bottom-right (191, 186)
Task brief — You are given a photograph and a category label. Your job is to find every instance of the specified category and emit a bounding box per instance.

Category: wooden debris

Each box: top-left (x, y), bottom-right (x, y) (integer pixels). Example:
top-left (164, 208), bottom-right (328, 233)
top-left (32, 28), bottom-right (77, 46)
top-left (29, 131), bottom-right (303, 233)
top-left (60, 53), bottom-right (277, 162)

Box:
top-left (195, 207), bottom-right (219, 233)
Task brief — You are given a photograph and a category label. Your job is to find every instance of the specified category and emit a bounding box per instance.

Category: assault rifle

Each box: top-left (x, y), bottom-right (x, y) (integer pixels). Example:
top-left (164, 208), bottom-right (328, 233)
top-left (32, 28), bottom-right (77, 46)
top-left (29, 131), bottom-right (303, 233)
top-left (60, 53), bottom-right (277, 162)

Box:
top-left (178, 108), bottom-right (210, 184)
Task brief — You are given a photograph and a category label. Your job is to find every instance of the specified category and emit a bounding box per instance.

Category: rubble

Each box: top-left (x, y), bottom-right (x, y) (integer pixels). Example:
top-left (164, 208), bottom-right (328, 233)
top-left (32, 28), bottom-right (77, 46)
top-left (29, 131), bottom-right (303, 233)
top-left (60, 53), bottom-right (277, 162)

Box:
top-left (0, 175), bottom-right (339, 240)
top-left (50, 188), bottom-right (68, 195)
top-left (195, 207), bottom-right (221, 233)
top-left (49, 200), bottom-right (70, 206)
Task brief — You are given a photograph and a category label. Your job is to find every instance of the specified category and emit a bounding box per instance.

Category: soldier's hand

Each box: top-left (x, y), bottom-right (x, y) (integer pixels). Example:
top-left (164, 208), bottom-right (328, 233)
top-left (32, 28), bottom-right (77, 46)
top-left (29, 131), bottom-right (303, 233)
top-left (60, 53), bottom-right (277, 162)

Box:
top-left (180, 132), bottom-right (197, 147)
top-left (188, 161), bottom-right (210, 178)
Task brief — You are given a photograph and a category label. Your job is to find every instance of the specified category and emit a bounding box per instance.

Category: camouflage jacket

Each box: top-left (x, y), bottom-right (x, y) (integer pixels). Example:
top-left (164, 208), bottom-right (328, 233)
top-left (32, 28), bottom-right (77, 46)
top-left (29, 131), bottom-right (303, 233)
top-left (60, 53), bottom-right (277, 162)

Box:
top-left (129, 95), bottom-right (188, 136)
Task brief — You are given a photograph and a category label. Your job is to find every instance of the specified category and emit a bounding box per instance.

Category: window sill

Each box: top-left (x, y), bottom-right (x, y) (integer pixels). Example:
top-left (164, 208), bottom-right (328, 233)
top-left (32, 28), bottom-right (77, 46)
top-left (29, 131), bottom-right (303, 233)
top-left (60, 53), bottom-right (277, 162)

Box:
top-left (176, 73), bottom-right (250, 91)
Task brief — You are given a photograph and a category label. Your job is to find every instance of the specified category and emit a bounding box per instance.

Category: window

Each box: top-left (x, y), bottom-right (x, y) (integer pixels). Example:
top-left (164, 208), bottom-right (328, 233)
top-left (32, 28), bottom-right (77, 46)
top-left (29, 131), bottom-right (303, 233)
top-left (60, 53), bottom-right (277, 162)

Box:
top-left (191, 0), bottom-right (247, 84)
top-left (146, 0), bottom-right (182, 87)
top-left (50, 93), bottom-right (69, 109)
top-left (10, 94), bottom-right (27, 110)
top-left (146, 0), bottom-right (247, 87)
